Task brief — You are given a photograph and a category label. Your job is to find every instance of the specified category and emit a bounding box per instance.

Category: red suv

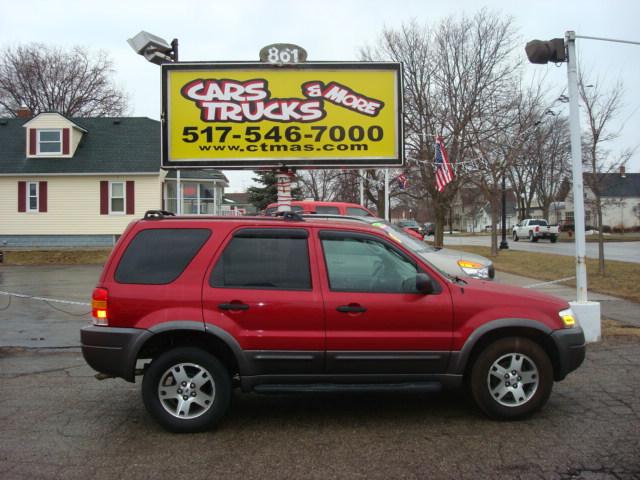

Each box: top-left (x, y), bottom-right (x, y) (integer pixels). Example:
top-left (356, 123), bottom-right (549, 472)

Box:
top-left (81, 211), bottom-right (585, 433)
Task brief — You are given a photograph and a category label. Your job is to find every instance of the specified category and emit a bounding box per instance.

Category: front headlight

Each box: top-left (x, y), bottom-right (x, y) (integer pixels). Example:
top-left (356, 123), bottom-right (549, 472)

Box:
top-left (457, 260), bottom-right (490, 279)
top-left (559, 308), bottom-right (577, 328)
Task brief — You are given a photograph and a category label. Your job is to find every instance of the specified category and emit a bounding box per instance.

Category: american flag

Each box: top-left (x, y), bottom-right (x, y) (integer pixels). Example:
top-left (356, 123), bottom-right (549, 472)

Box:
top-left (434, 136), bottom-right (453, 192)
top-left (397, 173), bottom-right (408, 189)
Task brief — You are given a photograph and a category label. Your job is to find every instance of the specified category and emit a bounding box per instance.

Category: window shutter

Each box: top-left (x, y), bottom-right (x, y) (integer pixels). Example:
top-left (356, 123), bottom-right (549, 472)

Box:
top-left (100, 181), bottom-right (109, 215)
top-left (126, 181), bottom-right (135, 215)
top-left (62, 129), bottom-right (70, 155)
top-left (18, 181), bottom-right (26, 212)
top-left (29, 129), bottom-right (37, 155)
top-left (39, 182), bottom-right (48, 212)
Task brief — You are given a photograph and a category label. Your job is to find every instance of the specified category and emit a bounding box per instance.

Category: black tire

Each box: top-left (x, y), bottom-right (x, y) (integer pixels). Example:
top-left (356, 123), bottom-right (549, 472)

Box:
top-left (513, 231), bottom-right (519, 241)
top-left (528, 231), bottom-right (535, 242)
top-left (469, 337), bottom-right (553, 420)
top-left (550, 236), bottom-right (558, 243)
top-left (142, 347), bottom-right (231, 433)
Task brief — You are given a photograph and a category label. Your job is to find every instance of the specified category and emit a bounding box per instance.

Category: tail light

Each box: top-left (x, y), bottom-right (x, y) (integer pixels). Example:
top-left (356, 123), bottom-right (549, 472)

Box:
top-left (535, 226), bottom-right (540, 232)
top-left (92, 287), bottom-right (109, 326)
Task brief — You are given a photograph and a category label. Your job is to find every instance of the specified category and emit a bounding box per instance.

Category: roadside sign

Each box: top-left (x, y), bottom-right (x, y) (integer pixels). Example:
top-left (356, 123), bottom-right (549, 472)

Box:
top-left (161, 62), bottom-right (403, 169)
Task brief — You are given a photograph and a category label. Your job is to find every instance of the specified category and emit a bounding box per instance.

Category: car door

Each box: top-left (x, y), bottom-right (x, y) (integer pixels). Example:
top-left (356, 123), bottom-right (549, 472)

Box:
top-left (318, 229), bottom-right (453, 374)
top-left (202, 227), bottom-right (324, 374)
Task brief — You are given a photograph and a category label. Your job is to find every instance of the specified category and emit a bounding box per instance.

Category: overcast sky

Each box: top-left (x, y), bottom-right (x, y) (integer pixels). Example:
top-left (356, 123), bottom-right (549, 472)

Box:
top-left (2, 0), bottom-right (639, 191)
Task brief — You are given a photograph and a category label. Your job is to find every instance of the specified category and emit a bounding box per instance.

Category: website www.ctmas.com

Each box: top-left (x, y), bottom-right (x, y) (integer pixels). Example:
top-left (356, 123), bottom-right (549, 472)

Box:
top-left (197, 143), bottom-right (369, 153)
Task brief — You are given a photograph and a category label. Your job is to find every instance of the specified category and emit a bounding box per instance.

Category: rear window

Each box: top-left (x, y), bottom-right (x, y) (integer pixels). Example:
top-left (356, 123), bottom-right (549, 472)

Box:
top-left (114, 228), bottom-right (210, 284)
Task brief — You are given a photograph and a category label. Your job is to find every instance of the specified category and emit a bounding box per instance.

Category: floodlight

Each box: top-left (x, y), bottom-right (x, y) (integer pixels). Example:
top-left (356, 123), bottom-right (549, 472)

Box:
top-left (127, 31), bottom-right (177, 64)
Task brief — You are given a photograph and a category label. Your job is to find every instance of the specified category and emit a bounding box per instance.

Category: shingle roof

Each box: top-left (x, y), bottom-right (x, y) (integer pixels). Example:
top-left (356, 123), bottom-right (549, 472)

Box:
top-left (164, 169), bottom-right (228, 182)
top-left (585, 172), bottom-right (640, 198)
top-left (0, 117), bottom-right (161, 174)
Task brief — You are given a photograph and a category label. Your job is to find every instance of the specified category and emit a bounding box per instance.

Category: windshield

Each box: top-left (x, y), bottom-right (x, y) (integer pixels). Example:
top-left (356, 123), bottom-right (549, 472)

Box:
top-left (529, 220), bottom-right (548, 226)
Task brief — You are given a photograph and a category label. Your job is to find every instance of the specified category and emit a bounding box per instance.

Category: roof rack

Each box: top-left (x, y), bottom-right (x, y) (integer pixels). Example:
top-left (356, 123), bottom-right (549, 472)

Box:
top-left (144, 210), bottom-right (176, 220)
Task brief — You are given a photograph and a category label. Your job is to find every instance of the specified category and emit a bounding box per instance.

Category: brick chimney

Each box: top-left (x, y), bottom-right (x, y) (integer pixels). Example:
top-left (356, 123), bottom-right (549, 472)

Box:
top-left (16, 106), bottom-right (32, 118)
top-left (619, 165), bottom-right (626, 178)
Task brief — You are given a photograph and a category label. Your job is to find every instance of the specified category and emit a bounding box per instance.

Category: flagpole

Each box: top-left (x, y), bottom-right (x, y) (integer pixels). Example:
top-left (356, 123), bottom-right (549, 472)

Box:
top-left (384, 169), bottom-right (390, 220)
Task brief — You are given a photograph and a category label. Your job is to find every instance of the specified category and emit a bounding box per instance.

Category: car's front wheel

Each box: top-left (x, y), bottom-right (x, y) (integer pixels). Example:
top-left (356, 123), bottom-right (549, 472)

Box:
top-left (142, 347), bottom-right (231, 433)
top-left (470, 337), bottom-right (553, 420)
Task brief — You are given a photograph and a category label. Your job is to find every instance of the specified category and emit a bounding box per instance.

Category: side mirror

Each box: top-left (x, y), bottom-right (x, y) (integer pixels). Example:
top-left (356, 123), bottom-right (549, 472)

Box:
top-left (416, 273), bottom-right (434, 294)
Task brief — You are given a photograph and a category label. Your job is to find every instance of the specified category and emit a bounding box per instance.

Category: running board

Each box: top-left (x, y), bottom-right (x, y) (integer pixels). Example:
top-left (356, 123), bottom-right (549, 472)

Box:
top-left (253, 382), bottom-right (442, 394)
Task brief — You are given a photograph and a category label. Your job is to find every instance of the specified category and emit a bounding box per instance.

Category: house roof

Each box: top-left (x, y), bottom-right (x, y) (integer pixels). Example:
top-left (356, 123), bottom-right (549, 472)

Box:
top-left (584, 172), bottom-right (640, 198)
top-left (0, 116), bottom-right (161, 175)
top-left (164, 169), bottom-right (228, 183)
top-left (224, 192), bottom-right (251, 204)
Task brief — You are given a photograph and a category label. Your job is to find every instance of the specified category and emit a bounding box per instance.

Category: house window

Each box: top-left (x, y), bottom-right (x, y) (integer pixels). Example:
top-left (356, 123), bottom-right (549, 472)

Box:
top-left (165, 180), bottom-right (219, 215)
top-left (37, 130), bottom-right (62, 154)
top-left (27, 182), bottom-right (39, 212)
top-left (110, 182), bottom-right (125, 214)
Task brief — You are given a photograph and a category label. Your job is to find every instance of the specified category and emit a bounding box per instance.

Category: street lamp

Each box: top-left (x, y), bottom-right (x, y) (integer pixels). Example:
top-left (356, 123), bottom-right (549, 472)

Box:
top-left (500, 174), bottom-right (509, 249)
top-left (127, 31), bottom-right (181, 214)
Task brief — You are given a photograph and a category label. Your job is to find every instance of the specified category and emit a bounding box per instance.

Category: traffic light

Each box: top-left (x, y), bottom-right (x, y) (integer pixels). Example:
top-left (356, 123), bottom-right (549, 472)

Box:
top-left (525, 38), bottom-right (566, 64)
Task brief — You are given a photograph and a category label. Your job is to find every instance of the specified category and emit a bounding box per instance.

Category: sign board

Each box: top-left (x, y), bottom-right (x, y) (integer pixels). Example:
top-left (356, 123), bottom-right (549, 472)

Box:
top-left (161, 62), bottom-right (403, 169)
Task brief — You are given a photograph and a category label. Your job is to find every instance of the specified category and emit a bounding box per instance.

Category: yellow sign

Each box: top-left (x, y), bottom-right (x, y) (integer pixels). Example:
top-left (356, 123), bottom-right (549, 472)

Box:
top-left (162, 62), bottom-right (402, 169)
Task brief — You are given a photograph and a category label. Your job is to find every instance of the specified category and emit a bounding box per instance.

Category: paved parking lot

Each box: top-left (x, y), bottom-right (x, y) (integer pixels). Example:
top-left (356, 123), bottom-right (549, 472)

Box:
top-left (1, 338), bottom-right (639, 479)
top-left (1, 264), bottom-right (639, 479)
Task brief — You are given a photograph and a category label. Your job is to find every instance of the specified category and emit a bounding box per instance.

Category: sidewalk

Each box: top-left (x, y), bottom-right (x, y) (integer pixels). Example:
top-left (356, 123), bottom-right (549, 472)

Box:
top-left (495, 271), bottom-right (640, 327)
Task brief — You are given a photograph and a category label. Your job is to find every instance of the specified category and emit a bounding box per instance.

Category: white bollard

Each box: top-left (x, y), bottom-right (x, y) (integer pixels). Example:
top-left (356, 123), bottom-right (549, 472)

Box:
top-left (570, 301), bottom-right (601, 343)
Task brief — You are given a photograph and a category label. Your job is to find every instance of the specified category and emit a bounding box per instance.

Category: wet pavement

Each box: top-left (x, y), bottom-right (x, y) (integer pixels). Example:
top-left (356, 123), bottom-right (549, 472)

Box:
top-left (0, 264), bottom-right (639, 479)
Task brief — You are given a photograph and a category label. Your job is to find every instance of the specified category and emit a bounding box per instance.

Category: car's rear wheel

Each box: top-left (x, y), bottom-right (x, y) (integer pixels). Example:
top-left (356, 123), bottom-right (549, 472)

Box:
top-left (513, 231), bottom-right (519, 241)
top-left (470, 337), bottom-right (553, 420)
top-left (142, 347), bottom-right (231, 433)
top-left (528, 231), bottom-right (535, 242)
top-left (550, 236), bottom-right (558, 243)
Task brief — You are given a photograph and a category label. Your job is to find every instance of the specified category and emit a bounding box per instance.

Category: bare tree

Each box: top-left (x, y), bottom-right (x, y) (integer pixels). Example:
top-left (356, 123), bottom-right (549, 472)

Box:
top-left (362, 11), bottom-right (521, 247)
top-left (578, 74), bottom-right (629, 274)
top-left (0, 43), bottom-right (128, 117)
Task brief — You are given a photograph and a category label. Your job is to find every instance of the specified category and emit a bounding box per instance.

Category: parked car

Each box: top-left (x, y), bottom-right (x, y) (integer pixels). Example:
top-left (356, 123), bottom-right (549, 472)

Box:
top-left (81, 210), bottom-right (585, 432)
top-left (396, 219), bottom-right (426, 237)
top-left (423, 222), bottom-right (435, 236)
top-left (265, 201), bottom-right (374, 217)
top-left (512, 219), bottom-right (559, 243)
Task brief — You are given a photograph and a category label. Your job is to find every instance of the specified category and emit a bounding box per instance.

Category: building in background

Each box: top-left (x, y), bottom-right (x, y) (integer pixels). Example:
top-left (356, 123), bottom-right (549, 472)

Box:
top-left (0, 112), bottom-right (226, 247)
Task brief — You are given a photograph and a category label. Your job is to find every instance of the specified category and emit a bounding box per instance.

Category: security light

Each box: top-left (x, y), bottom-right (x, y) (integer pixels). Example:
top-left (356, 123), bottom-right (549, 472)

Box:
top-left (127, 31), bottom-right (177, 65)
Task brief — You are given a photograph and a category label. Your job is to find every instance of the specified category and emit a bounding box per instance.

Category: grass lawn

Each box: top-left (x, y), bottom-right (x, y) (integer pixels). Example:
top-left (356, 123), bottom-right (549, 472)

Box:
top-left (449, 245), bottom-right (640, 304)
top-left (2, 249), bottom-right (111, 265)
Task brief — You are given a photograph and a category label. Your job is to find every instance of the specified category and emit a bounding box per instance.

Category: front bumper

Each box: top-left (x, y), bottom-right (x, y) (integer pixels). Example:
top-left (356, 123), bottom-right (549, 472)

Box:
top-left (81, 326), bottom-right (151, 382)
top-left (550, 327), bottom-right (586, 380)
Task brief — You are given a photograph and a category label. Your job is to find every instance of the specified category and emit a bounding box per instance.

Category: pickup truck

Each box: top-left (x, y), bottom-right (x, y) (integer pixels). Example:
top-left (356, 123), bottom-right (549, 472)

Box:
top-left (512, 219), bottom-right (559, 243)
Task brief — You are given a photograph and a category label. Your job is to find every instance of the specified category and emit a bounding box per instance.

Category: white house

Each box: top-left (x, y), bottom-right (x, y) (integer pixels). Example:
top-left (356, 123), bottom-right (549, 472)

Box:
top-left (564, 167), bottom-right (640, 231)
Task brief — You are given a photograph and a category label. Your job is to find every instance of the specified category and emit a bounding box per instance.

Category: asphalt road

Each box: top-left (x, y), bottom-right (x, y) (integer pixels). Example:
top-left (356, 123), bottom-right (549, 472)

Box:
top-left (442, 235), bottom-right (640, 264)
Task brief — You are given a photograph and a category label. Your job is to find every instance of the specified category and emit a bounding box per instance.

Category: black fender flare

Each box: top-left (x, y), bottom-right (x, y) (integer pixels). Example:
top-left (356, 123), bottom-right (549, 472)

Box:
top-left (448, 318), bottom-right (552, 375)
top-left (132, 321), bottom-right (249, 376)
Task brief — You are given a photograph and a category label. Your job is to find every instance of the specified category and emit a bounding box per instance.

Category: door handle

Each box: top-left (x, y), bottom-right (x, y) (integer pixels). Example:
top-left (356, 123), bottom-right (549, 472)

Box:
top-left (337, 304), bottom-right (367, 313)
top-left (218, 303), bottom-right (249, 311)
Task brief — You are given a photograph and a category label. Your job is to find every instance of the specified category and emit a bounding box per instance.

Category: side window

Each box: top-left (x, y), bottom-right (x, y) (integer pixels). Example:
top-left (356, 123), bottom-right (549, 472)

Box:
top-left (346, 207), bottom-right (371, 216)
top-left (320, 232), bottom-right (420, 293)
top-left (115, 229), bottom-right (211, 284)
top-left (211, 229), bottom-right (311, 290)
top-left (316, 206), bottom-right (340, 214)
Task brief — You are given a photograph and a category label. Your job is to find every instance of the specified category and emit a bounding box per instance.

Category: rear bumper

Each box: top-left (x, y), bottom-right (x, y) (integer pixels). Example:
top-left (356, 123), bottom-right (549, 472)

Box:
top-left (550, 327), bottom-right (586, 380)
top-left (81, 326), bottom-right (151, 382)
